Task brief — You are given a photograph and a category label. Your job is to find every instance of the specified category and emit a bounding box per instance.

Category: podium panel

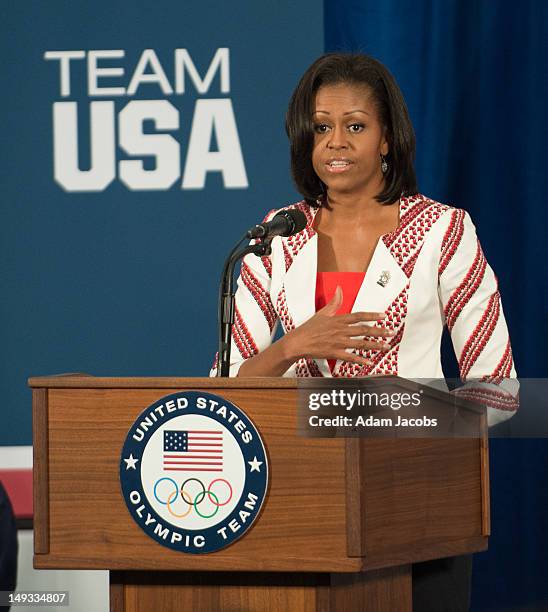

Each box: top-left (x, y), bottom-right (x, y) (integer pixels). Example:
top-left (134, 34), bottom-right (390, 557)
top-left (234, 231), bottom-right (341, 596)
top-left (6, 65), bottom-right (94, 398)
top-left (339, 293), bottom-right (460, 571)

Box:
top-left (30, 376), bottom-right (488, 611)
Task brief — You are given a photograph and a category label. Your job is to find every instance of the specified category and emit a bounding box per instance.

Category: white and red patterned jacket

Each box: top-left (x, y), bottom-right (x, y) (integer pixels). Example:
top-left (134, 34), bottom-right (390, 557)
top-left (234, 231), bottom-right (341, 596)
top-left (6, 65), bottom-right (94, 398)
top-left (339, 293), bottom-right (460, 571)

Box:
top-left (211, 194), bottom-right (518, 425)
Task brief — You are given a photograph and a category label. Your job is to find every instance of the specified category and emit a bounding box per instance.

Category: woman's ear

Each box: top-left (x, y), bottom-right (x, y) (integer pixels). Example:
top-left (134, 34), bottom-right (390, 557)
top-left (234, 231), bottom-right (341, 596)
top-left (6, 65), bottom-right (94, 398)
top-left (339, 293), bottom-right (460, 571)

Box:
top-left (381, 129), bottom-right (389, 156)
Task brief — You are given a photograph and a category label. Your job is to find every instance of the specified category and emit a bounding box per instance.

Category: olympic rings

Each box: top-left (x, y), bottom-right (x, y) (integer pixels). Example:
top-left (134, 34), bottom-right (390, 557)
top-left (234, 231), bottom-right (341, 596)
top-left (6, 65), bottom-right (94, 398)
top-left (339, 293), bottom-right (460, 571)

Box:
top-left (194, 490), bottom-right (220, 519)
top-left (166, 489), bottom-right (192, 518)
top-left (180, 478), bottom-right (205, 506)
top-left (153, 477), bottom-right (234, 519)
top-left (208, 478), bottom-right (233, 507)
top-left (154, 477), bottom-right (178, 505)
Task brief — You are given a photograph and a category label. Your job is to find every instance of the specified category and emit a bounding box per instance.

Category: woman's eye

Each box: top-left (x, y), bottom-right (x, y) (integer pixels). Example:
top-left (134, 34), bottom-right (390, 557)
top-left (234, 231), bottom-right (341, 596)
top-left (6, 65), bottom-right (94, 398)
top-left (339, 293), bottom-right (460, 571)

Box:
top-left (313, 123), bottom-right (330, 134)
top-left (313, 123), bottom-right (364, 134)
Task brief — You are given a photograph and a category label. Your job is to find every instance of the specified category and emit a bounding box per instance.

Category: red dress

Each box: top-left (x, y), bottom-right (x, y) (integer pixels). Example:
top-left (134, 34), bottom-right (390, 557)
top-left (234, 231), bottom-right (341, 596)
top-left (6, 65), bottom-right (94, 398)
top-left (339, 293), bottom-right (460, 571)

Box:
top-left (315, 271), bottom-right (366, 373)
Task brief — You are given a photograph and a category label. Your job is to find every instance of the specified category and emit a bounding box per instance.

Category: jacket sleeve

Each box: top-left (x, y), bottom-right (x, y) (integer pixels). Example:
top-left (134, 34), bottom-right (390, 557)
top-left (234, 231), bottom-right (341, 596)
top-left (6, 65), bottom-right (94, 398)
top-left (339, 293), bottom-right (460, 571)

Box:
top-left (210, 210), bottom-right (279, 377)
top-left (437, 208), bottom-right (519, 426)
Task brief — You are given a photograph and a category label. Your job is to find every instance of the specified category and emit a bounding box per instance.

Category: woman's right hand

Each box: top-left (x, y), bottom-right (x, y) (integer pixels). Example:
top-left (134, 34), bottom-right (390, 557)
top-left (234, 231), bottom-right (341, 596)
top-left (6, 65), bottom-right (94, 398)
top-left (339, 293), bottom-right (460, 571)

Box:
top-left (283, 286), bottom-right (395, 367)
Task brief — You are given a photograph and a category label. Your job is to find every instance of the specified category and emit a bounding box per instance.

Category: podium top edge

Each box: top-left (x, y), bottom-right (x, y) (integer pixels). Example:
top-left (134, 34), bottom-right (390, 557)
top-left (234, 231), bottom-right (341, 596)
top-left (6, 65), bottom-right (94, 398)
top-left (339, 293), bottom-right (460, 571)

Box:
top-left (27, 376), bottom-right (301, 389)
top-left (27, 375), bottom-right (485, 414)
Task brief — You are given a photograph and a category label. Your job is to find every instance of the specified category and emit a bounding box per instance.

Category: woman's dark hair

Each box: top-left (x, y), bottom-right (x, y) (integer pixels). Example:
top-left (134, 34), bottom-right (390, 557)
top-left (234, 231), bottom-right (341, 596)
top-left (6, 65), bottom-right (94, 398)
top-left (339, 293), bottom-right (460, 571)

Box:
top-left (285, 53), bottom-right (418, 206)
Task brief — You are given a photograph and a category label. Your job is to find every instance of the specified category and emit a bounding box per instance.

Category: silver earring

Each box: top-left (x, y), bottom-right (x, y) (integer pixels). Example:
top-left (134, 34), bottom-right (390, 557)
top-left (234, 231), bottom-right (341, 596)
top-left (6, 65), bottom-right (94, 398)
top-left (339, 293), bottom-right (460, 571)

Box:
top-left (316, 184), bottom-right (326, 206)
top-left (381, 154), bottom-right (388, 174)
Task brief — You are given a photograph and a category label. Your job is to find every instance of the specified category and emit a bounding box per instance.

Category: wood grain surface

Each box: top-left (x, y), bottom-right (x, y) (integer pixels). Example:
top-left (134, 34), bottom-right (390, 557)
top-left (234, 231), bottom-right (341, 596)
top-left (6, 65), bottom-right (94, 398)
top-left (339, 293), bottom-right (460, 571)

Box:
top-left (36, 386), bottom-right (354, 571)
top-left (28, 376), bottom-right (300, 388)
top-left (110, 568), bottom-right (411, 612)
top-left (480, 412), bottom-right (491, 536)
top-left (31, 378), bottom-right (488, 575)
top-left (32, 388), bottom-right (49, 555)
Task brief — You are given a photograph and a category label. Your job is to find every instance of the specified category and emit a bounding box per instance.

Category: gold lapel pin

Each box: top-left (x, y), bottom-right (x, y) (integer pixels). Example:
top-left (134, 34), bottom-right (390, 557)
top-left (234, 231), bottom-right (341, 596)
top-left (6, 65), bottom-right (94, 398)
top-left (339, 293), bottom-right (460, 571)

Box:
top-left (377, 270), bottom-right (391, 287)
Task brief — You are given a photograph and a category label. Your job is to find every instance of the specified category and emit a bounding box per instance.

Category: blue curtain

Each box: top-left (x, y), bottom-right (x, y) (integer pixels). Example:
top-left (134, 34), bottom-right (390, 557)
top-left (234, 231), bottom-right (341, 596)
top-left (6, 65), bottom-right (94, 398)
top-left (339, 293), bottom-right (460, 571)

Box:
top-left (325, 1), bottom-right (548, 609)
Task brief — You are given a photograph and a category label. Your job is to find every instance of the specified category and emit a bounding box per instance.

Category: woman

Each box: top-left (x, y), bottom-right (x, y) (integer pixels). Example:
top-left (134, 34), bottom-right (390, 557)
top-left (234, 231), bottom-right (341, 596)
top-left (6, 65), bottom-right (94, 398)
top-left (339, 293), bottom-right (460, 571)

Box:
top-left (212, 53), bottom-right (517, 611)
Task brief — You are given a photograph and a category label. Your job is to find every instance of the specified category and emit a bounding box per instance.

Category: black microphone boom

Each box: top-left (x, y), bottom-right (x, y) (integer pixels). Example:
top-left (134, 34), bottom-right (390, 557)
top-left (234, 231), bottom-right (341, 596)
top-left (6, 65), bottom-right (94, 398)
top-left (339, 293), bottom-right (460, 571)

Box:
top-left (217, 208), bottom-right (307, 377)
top-left (246, 209), bottom-right (307, 240)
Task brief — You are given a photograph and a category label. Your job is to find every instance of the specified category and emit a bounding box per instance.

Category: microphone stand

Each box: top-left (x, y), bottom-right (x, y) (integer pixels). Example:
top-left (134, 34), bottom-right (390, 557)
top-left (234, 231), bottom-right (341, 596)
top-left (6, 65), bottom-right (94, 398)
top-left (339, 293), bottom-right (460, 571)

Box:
top-left (217, 236), bottom-right (272, 377)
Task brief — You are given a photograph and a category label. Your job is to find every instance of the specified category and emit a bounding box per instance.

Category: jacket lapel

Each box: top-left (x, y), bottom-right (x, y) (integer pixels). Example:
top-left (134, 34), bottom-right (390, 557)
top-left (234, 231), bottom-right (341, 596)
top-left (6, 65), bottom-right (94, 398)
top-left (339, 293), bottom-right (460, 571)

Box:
top-left (283, 234), bottom-right (318, 329)
top-left (330, 238), bottom-right (409, 376)
top-left (279, 198), bottom-right (416, 377)
top-left (282, 234), bottom-right (332, 377)
top-left (351, 238), bottom-right (409, 314)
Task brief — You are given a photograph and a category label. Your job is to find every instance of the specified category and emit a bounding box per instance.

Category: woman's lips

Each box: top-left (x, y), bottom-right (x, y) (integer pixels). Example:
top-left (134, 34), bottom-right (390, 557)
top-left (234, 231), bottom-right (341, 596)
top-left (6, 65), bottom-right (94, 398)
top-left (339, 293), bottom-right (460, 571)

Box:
top-left (325, 160), bottom-right (354, 173)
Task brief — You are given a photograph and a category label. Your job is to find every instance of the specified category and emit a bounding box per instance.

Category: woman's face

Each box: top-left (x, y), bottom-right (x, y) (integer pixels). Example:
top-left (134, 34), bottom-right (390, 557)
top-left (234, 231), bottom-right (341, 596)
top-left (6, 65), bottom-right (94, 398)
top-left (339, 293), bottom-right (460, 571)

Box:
top-left (311, 83), bottom-right (388, 198)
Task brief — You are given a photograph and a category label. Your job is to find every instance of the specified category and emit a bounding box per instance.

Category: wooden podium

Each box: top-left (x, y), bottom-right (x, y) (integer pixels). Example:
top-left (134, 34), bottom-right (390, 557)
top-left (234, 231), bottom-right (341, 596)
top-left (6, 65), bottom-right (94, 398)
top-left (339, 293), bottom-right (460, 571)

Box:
top-left (29, 376), bottom-right (489, 611)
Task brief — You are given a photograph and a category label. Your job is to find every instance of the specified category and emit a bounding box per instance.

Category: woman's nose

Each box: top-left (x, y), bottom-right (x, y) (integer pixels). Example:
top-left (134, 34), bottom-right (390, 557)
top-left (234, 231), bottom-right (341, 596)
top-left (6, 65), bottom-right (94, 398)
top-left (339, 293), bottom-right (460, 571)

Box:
top-left (327, 125), bottom-right (348, 149)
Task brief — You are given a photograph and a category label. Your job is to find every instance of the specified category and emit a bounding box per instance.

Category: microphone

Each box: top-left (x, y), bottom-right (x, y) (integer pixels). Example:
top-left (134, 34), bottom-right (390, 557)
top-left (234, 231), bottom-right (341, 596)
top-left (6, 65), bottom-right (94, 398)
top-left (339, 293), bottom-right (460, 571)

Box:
top-left (246, 209), bottom-right (307, 239)
top-left (217, 208), bottom-right (307, 376)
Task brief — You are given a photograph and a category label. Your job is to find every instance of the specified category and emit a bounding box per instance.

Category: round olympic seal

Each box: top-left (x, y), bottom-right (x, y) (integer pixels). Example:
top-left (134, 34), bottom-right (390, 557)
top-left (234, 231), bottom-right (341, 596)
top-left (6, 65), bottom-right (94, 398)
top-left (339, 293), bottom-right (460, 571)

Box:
top-left (120, 391), bottom-right (268, 554)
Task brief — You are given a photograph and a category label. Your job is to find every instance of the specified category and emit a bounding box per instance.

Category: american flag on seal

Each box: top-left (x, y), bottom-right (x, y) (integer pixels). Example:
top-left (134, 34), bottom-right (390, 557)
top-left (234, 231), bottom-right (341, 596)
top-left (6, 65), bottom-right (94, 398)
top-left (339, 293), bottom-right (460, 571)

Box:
top-left (163, 430), bottom-right (223, 472)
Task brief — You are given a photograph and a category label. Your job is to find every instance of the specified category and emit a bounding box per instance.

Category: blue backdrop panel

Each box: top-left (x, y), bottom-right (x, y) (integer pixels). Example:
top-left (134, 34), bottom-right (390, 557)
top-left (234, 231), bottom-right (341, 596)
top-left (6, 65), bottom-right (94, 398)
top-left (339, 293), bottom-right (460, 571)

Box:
top-left (1, 1), bottom-right (323, 445)
top-left (324, 1), bottom-right (547, 609)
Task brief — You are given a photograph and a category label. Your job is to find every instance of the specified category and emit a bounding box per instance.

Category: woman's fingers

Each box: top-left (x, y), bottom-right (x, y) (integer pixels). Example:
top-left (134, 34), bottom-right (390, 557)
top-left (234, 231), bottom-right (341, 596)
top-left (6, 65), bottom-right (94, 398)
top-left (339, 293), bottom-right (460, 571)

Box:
top-left (297, 304), bottom-right (396, 363)
top-left (345, 338), bottom-right (391, 351)
top-left (333, 352), bottom-right (373, 366)
top-left (345, 311), bottom-right (387, 323)
top-left (346, 326), bottom-right (394, 338)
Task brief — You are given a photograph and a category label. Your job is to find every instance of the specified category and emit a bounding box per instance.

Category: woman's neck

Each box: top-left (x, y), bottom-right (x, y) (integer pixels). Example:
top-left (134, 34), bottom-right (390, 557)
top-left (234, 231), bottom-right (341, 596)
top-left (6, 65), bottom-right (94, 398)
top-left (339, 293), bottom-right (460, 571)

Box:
top-left (325, 178), bottom-right (388, 219)
top-left (324, 194), bottom-right (391, 225)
